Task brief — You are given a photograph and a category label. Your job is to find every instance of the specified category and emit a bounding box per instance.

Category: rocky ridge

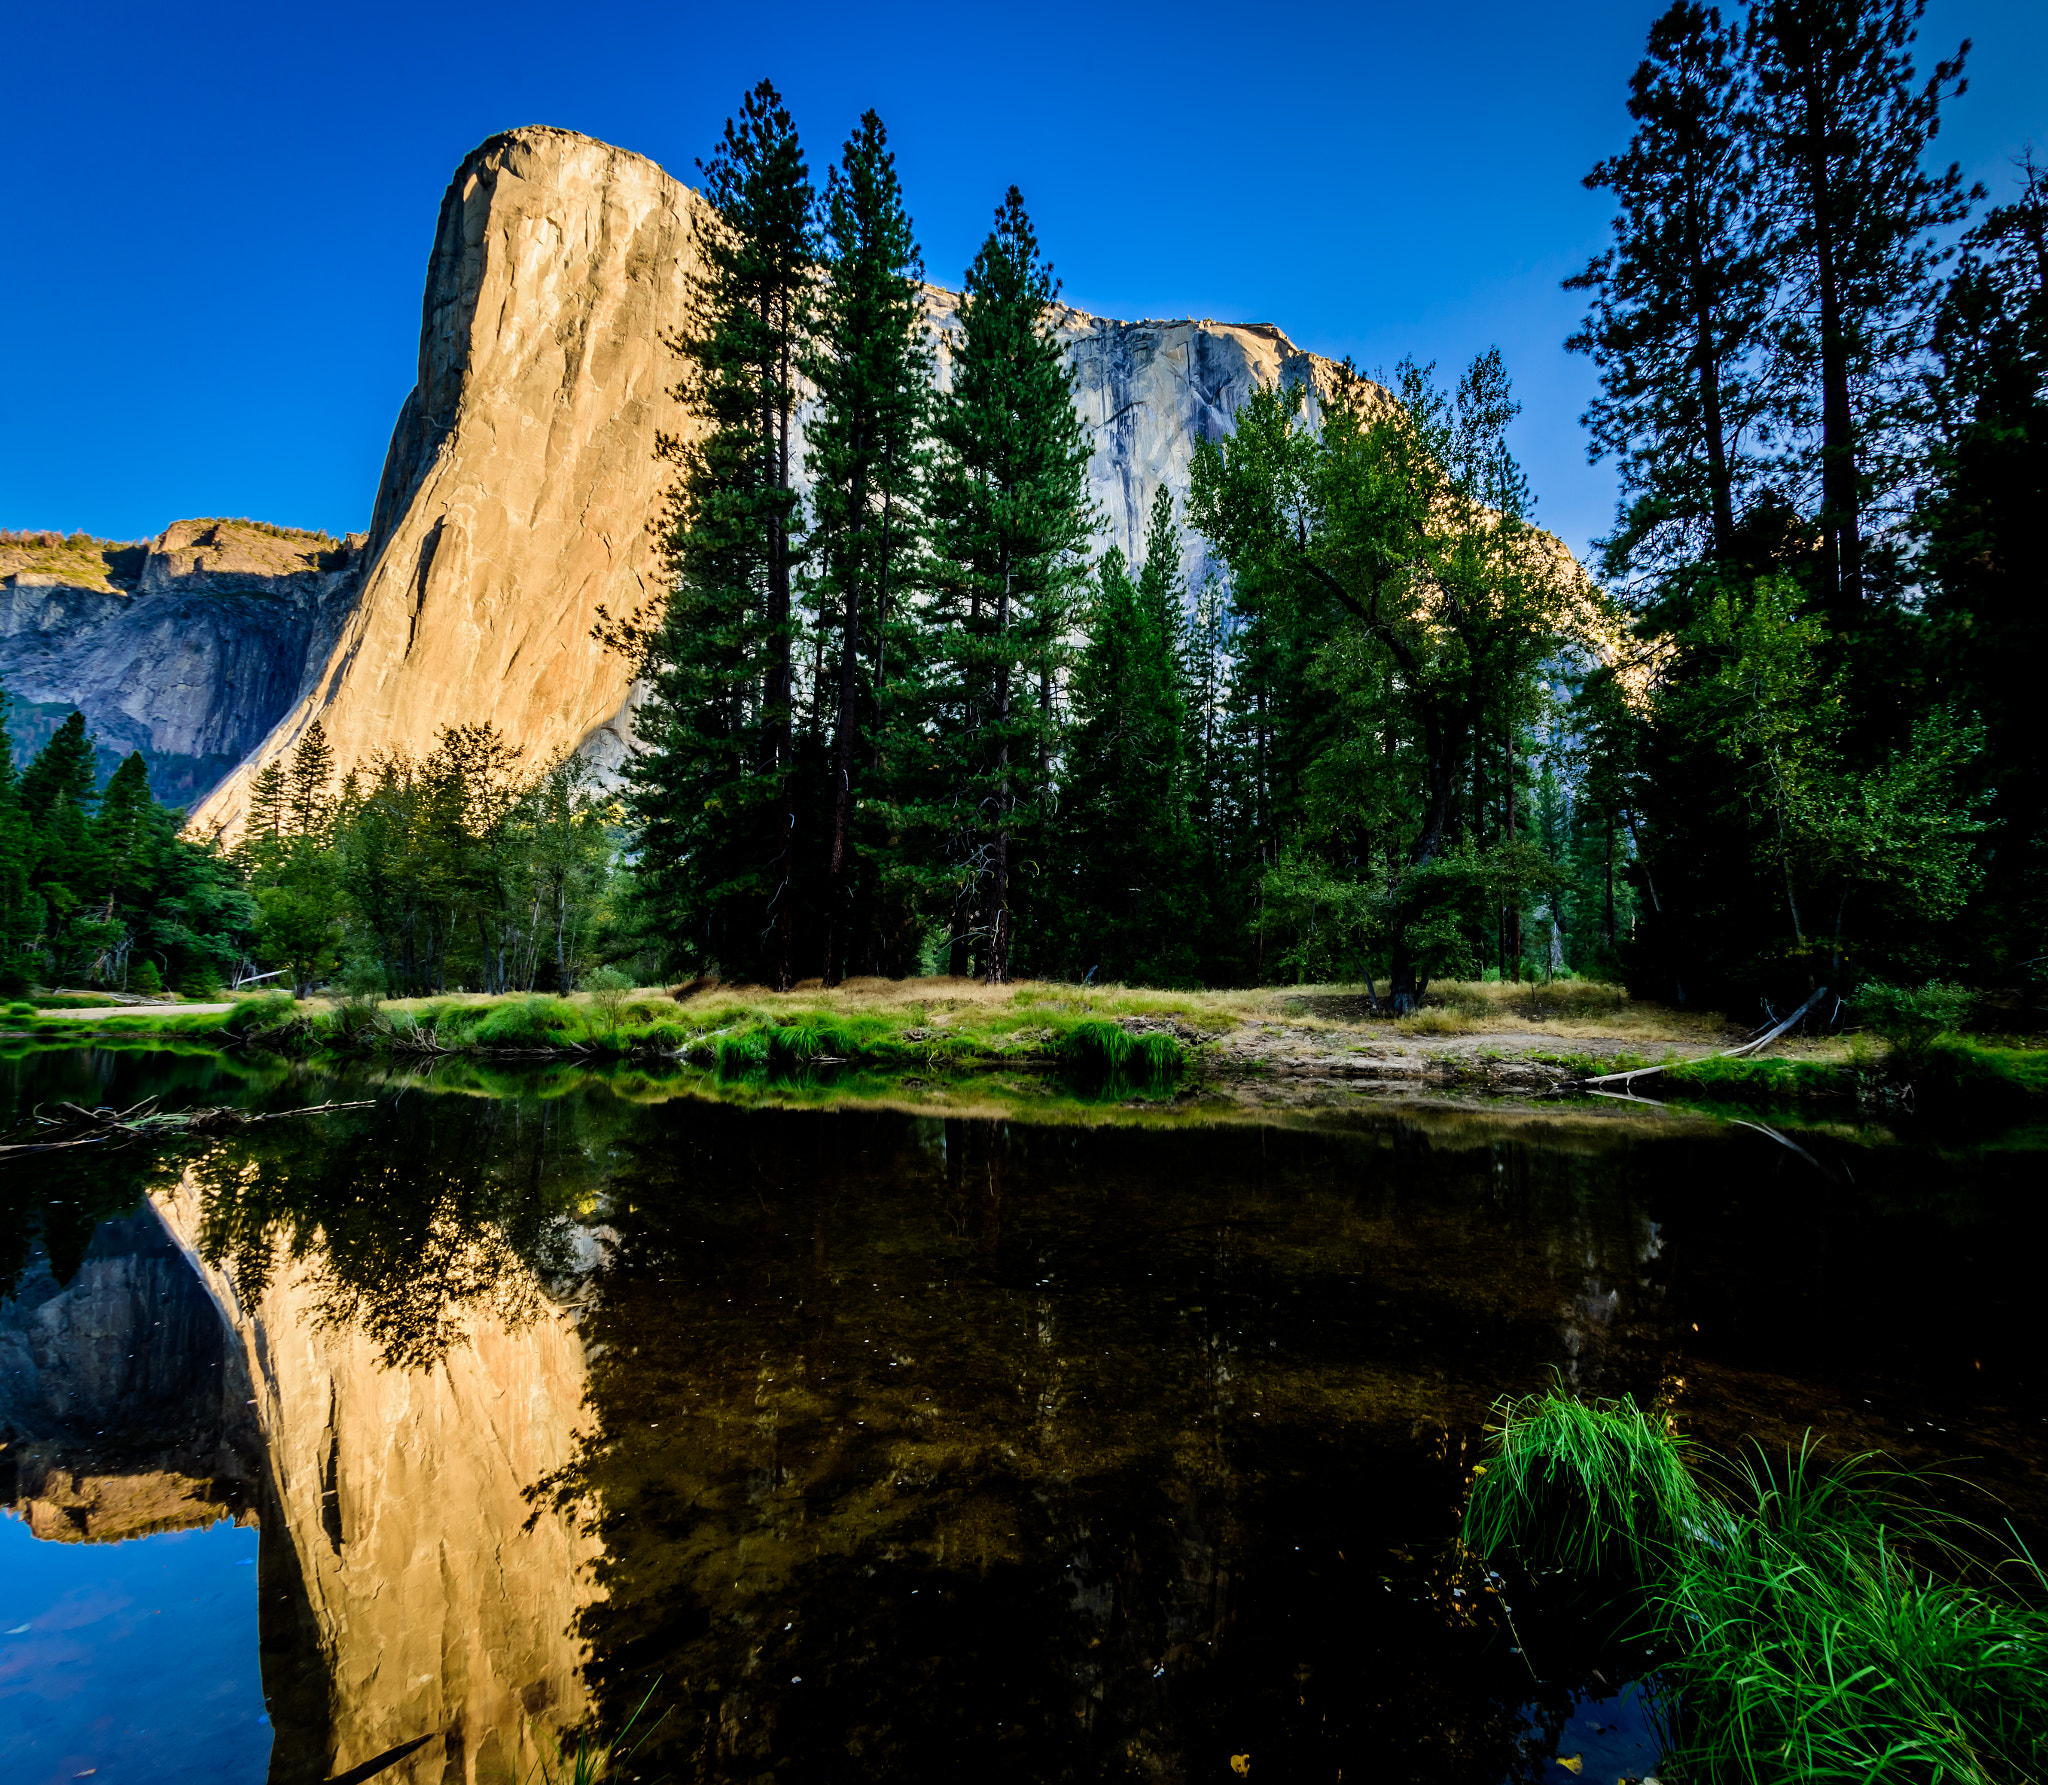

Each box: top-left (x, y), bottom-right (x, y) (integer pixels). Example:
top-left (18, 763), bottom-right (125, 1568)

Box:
top-left (0, 519), bottom-right (360, 806)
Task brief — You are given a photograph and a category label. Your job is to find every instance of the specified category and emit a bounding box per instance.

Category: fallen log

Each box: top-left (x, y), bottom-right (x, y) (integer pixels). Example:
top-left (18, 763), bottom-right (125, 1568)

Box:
top-left (1576, 985), bottom-right (1830, 1090)
top-left (0, 1097), bottom-right (377, 1157)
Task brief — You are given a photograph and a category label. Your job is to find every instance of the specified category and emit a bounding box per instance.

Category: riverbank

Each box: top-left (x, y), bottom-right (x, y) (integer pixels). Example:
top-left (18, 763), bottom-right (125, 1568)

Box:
top-left (14, 976), bottom-right (2033, 1122)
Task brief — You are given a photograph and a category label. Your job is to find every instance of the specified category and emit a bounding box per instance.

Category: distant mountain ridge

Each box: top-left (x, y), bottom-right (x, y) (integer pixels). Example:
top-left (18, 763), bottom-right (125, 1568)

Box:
top-left (1, 126), bottom-right (1386, 829)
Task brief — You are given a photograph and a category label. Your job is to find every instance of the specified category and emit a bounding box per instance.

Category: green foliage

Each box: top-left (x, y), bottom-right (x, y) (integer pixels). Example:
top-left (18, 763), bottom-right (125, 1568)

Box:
top-left (803, 109), bottom-right (934, 985)
top-left (715, 1013), bottom-right (876, 1078)
top-left (1663, 1447), bottom-right (2048, 1785)
top-left (472, 997), bottom-right (580, 1050)
top-left (0, 683), bottom-right (255, 993)
top-left (1852, 979), bottom-right (1974, 1051)
top-left (1465, 1387), bottom-right (1709, 1578)
top-left (1661, 1052), bottom-right (1850, 1103)
top-left (581, 966), bottom-right (634, 1033)
top-left (312, 726), bottom-right (615, 998)
top-left (621, 79), bottom-right (817, 991)
top-left (1056, 495), bottom-right (1202, 985)
top-left (221, 993), bottom-right (296, 1037)
top-left (1057, 1019), bottom-right (1181, 1090)
top-left (1469, 1390), bottom-right (2048, 1785)
top-left (923, 186), bottom-right (1096, 983)
top-left (1188, 358), bottom-right (1597, 1004)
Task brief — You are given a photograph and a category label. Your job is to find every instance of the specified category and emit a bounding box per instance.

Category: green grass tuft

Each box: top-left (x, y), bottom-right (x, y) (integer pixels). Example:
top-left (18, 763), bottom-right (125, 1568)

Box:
top-left (1058, 1020), bottom-right (1181, 1089)
top-left (221, 993), bottom-right (297, 1036)
top-left (472, 997), bottom-right (580, 1048)
top-left (1465, 1386), bottom-right (1710, 1578)
top-left (1466, 1389), bottom-right (2048, 1784)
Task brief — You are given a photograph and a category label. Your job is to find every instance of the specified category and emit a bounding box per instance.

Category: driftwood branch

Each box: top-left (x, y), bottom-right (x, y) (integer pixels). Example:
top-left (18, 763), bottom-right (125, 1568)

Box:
top-left (1577, 984), bottom-right (1830, 1090)
top-left (0, 1098), bottom-right (377, 1158)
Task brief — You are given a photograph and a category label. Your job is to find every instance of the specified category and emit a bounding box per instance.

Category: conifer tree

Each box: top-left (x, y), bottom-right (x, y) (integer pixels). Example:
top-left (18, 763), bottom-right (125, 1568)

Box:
top-left (1061, 489), bottom-right (1200, 983)
top-left (1750, 0), bottom-right (1972, 615)
top-left (285, 721), bottom-right (336, 842)
top-left (19, 710), bottom-right (97, 825)
top-left (804, 109), bottom-right (933, 983)
top-left (927, 187), bottom-right (1094, 981)
top-left (1568, 1), bottom-right (1774, 598)
top-left (624, 80), bottom-right (816, 986)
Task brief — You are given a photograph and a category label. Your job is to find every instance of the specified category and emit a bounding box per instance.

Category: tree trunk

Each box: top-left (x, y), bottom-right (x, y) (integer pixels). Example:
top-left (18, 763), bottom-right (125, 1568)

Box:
top-left (1696, 286), bottom-right (1736, 560)
top-left (765, 316), bottom-right (797, 991)
top-left (1505, 722), bottom-right (1522, 982)
top-left (1799, 64), bottom-right (1861, 617)
top-left (1604, 809), bottom-right (1617, 949)
top-left (987, 562), bottom-right (1014, 984)
top-left (822, 439), bottom-right (868, 987)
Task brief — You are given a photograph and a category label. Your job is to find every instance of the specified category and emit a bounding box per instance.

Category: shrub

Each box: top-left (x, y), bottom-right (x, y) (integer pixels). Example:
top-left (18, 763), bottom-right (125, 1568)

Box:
top-left (5, 1001), bottom-right (34, 1018)
top-left (473, 997), bottom-right (580, 1049)
top-left (180, 967), bottom-right (226, 999)
top-left (581, 966), bottom-right (634, 1033)
top-left (221, 993), bottom-right (296, 1036)
top-left (325, 990), bottom-right (383, 1041)
top-left (130, 959), bottom-right (164, 996)
top-left (1852, 979), bottom-right (1974, 1052)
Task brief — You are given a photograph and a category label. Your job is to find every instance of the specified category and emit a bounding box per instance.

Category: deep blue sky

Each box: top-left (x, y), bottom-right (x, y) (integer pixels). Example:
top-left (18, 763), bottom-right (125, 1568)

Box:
top-left (5, 0), bottom-right (2041, 566)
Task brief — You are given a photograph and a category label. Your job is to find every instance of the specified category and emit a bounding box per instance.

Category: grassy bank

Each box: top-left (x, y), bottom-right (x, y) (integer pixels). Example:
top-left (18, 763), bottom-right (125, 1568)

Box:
top-left (1466, 1388), bottom-right (2048, 1782)
top-left (1659, 1035), bottom-right (2048, 1115)
top-left (5, 981), bottom-right (1202, 1092)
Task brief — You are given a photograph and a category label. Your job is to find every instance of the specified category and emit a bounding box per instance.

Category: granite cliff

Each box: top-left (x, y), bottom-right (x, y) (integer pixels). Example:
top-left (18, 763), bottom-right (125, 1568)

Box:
top-left (0, 521), bottom-right (359, 806)
top-left (0, 125), bottom-right (1384, 832)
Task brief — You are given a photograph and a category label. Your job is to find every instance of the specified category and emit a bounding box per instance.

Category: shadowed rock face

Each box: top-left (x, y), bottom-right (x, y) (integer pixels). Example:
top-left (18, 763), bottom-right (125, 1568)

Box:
top-left (0, 1207), bottom-right (262, 1541)
top-left (0, 520), bottom-right (360, 806)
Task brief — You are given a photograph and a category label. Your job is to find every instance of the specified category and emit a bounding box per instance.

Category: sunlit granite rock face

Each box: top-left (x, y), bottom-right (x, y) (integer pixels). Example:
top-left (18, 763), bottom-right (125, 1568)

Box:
top-left (190, 126), bottom-right (703, 838)
top-left (149, 1172), bottom-right (600, 1785)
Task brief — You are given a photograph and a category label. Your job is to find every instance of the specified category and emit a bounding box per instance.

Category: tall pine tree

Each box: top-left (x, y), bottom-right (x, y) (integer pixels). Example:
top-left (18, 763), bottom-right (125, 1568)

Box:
top-left (625, 80), bottom-right (816, 987)
top-left (803, 110), bottom-right (933, 984)
top-left (1750, 0), bottom-right (1972, 616)
top-left (1568, 1), bottom-right (1774, 600)
top-left (926, 188), bottom-right (1093, 982)
top-left (1060, 488), bottom-right (1200, 984)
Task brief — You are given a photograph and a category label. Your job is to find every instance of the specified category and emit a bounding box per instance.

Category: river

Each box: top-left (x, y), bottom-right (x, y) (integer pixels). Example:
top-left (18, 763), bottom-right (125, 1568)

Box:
top-left (3, 1047), bottom-right (2043, 1783)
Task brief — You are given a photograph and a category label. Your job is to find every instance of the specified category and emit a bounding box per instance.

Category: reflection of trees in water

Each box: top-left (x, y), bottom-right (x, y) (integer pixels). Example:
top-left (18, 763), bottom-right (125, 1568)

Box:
top-left (541, 1104), bottom-right (1675, 1783)
top-left (188, 1093), bottom-right (616, 1370)
top-left (0, 1047), bottom-right (284, 1299)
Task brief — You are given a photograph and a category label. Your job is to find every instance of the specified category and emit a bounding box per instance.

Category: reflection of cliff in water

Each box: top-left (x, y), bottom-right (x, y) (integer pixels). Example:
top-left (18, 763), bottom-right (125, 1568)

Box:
top-left (0, 1208), bottom-right (261, 1540)
top-left (547, 1104), bottom-right (1673, 1783)
top-left (147, 1089), bottom-right (616, 1783)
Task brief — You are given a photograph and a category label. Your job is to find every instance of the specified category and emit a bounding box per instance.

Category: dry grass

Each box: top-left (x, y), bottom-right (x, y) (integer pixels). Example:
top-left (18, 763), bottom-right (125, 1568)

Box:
top-left (308, 975), bottom-right (1723, 1052)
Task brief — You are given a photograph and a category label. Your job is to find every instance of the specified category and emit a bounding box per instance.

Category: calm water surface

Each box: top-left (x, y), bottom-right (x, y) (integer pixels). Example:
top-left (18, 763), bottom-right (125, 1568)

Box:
top-left (2, 1048), bottom-right (2043, 1784)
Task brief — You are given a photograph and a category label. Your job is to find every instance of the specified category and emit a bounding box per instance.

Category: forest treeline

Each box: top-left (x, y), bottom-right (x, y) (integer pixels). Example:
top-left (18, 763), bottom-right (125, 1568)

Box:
top-left (2, 0), bottom-right (2037, 1012)
top-left (602, 84), bottom-right (1637, 1005)
top-left (0, 697), bottom-right (617, 999)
